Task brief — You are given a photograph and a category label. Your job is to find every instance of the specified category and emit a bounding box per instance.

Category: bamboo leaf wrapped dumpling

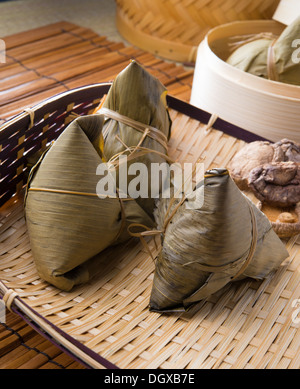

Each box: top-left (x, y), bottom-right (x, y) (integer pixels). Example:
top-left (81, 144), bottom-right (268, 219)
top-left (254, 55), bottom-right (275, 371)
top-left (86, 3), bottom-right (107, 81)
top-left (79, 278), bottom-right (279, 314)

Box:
top-left (150, 169), bottom-right (289, 312)
top-left (96, 60), bottom-right (172, 218)
top-left (25, 115), bottom-right (153, 291)
top-left (226, 16), bottom-right (300, 85)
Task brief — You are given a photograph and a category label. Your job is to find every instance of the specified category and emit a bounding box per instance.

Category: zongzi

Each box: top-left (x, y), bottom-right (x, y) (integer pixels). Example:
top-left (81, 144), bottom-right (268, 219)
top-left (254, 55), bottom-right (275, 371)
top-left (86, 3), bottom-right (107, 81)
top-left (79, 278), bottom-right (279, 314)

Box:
top-left (227, 16), bottom-right (300, 86)
top-left (227, 140), bottom-right (276, 190)
top-left (25, 115), bottom-right (153, 291)
top-left (95, 60), bottom-right (172, 219)
top-left (150, 168), bottom-right (289, 312)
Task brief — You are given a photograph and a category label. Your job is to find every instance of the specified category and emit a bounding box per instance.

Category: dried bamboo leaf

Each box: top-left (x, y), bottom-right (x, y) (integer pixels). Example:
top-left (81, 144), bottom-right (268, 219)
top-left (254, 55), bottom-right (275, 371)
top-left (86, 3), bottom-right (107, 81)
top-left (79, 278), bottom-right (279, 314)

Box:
top-left (98, 60), bottom-right (172, 218)
top-left (227, 16), bottom-right (300, 85)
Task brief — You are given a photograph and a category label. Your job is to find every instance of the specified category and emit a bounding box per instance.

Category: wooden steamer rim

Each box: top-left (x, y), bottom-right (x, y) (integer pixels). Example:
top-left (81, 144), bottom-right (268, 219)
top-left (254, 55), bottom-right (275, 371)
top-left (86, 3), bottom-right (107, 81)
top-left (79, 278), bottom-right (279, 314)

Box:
top-left (190, 20), bottom-right (300, 142)
top-left (116, 4), bottom-right (198, 64)
top-left (1, 83), bottom-right (300, 369)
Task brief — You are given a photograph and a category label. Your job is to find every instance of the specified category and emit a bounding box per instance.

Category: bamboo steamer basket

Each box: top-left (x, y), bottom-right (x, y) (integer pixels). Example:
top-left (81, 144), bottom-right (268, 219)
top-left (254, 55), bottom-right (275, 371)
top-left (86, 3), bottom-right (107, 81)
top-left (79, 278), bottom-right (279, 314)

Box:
top-left (1, 83), bottom-right (300, 369)
top-left (115, 0), bottom-right (280, 63)
top-left (190, 19), bottom-right (300, 142)
top-left (257, 202), bottom-right (300, 239)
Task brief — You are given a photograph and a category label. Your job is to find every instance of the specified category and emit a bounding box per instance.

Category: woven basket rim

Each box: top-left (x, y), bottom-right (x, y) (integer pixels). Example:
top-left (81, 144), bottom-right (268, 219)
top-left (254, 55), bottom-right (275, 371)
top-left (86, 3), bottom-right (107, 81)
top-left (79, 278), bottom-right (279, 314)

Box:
top-left (115, 0), bottom-right (281, 63)
top-left (0, 83), bottom-right (113, 133)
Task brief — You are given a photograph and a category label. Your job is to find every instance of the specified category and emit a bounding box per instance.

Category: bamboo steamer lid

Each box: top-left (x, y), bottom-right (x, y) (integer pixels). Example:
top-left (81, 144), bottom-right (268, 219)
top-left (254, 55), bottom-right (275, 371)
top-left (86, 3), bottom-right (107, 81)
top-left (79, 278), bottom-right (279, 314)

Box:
top-left (190, 11), bottom-right (300, 142)
top-left (115, 0), bottom-right (280, 63)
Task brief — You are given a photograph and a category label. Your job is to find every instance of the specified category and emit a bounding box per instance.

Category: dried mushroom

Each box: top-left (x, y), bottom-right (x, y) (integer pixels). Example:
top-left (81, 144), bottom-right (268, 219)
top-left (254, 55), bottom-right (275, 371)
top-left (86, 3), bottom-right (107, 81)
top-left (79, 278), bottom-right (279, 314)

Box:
top-left (228, 138), bottom-right (300, 207)
top-left (276, 212), bottom-right (296, 224)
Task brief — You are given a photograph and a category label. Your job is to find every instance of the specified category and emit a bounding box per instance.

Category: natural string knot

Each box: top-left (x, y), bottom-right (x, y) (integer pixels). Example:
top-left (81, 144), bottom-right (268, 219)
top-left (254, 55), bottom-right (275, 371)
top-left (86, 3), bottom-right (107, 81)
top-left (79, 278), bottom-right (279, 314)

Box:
top-left (23, 108), bottom-right (35, 129)
top-left (267, 38), bottom-right (279, 82)
top-left (203, 114), bottom-right (218, 135)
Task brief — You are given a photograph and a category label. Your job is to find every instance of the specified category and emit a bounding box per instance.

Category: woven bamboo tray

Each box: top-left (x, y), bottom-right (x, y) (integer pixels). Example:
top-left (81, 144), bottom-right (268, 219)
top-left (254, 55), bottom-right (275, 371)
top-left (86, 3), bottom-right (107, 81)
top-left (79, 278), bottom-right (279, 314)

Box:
top-left (0, 20), bottom-right (194, 369)
top-left (115, 0), bottom-right (280, 63)
top-left (1, 82), bottom-right (299, 369)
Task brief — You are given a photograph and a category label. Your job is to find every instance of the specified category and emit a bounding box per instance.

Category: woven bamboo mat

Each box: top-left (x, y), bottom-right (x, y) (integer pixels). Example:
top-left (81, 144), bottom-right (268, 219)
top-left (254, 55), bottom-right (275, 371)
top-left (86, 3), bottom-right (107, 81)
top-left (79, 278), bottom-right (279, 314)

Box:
top-left (0, 311), bottom-right (86, 369)
top-left (0, 21), bottom-right (194, 369)
top-left (115, 0), bottom-right (280, 62)
top-left (0, 21), bottom-right (193, 124)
